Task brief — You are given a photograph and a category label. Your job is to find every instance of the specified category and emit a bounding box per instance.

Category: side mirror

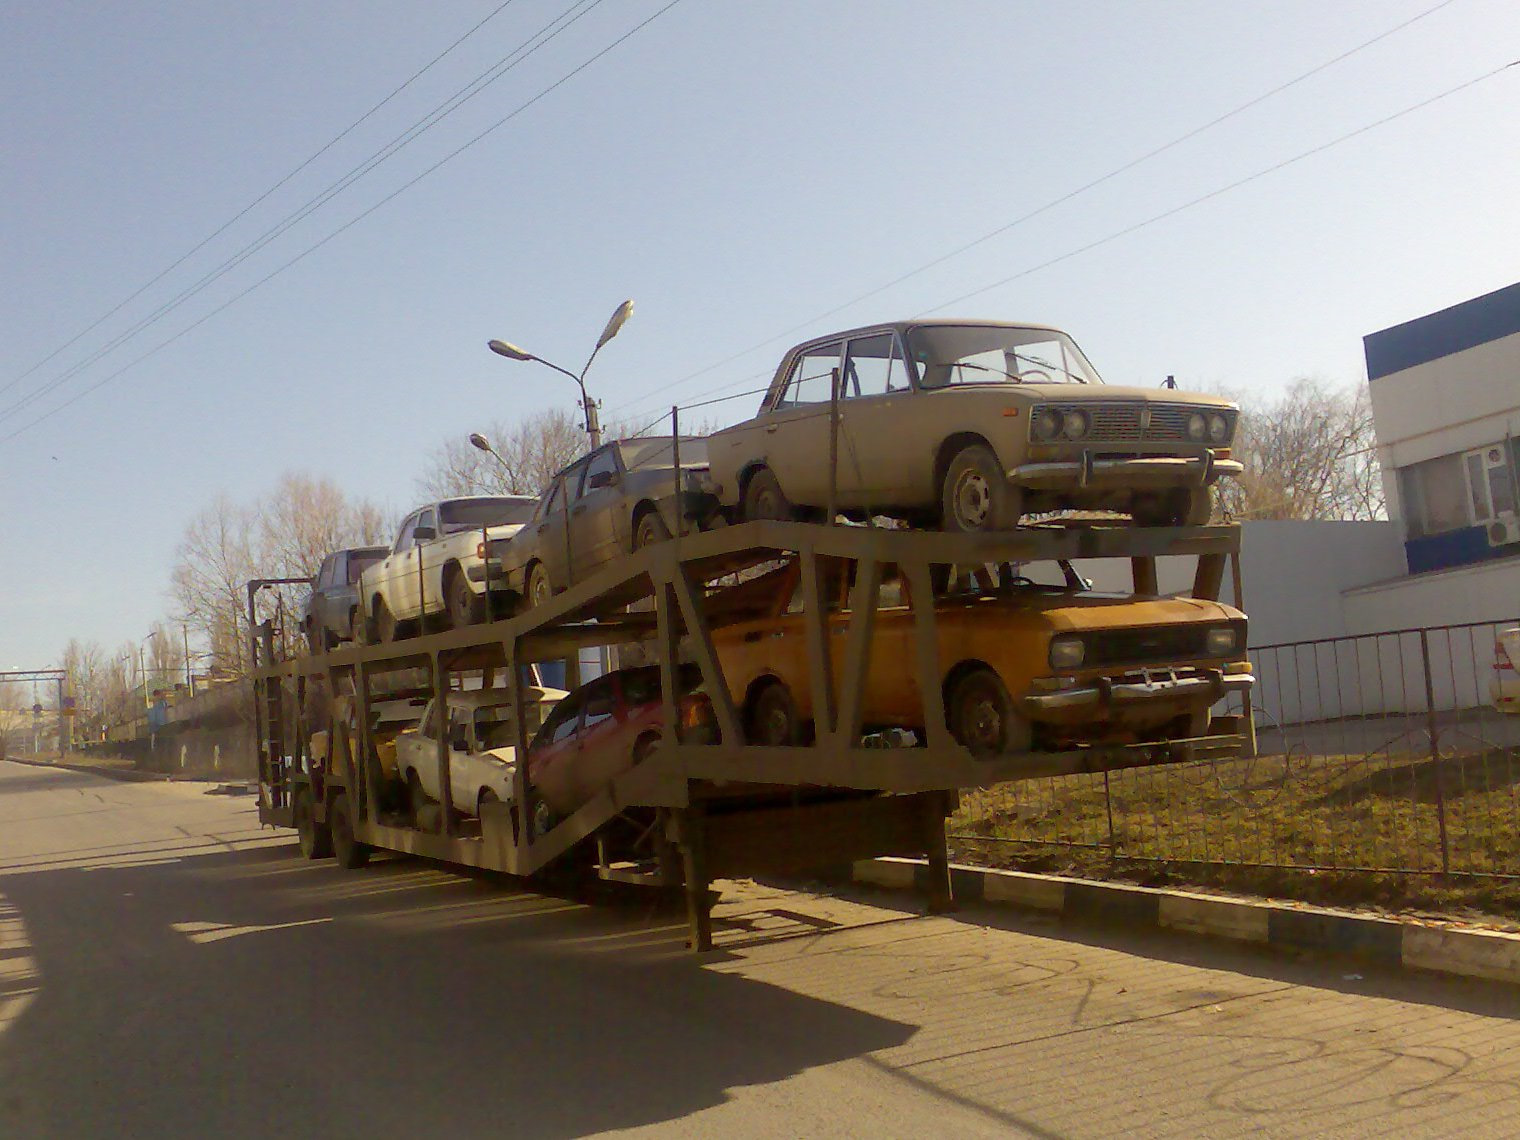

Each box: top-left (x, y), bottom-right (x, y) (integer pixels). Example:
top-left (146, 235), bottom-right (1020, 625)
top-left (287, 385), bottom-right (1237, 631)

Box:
top-left (413, 525), bottom-right (437, 541)
top-left (587, 470), bottom-right (619, 490)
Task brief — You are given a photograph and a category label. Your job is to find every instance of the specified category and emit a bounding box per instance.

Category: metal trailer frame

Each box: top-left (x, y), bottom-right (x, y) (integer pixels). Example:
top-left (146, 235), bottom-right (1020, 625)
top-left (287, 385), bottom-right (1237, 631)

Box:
top-left (253, 519), bottom-right (1248, 951)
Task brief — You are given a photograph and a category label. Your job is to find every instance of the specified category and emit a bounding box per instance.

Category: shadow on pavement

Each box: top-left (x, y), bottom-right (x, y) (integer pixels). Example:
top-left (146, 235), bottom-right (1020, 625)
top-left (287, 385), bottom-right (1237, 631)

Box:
top-left (0, 845), bottom-right (918, 1139)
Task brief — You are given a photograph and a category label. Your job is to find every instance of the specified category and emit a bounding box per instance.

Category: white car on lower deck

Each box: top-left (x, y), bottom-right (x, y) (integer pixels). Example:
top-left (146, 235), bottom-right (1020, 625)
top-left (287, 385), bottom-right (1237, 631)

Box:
top-left (393, 684), bottom-right (567, 818)
top-left (358, 495), bottom-right (538, 641)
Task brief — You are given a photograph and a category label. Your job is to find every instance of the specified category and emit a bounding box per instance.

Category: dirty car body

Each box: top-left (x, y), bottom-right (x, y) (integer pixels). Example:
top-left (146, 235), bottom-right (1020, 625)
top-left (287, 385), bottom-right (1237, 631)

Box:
top-left (704, 320), bottom-right (1242, 530)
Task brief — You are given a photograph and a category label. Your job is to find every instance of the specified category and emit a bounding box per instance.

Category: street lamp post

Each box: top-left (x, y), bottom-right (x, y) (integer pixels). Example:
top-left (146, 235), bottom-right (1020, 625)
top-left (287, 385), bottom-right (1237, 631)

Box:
top-left (487, 299), bottom-right (633, 450)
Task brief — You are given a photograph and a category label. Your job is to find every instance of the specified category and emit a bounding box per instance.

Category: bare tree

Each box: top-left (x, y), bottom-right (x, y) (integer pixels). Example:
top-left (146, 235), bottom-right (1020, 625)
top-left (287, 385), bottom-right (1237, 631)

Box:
top-left (417, 409), bottom-right (588, 498)
top-left (1213, 378), bottom-right (1385, 522)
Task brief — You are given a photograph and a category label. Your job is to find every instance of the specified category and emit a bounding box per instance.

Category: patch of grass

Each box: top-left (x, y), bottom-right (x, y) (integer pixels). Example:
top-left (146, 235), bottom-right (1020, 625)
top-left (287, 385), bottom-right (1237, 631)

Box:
top-left (949, 745), bottom-right (1520, 924)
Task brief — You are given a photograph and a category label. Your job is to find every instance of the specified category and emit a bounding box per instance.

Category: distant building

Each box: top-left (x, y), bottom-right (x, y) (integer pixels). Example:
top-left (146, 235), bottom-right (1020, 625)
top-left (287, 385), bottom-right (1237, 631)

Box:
top-left (1364, 280), bottom-right (1520, 574)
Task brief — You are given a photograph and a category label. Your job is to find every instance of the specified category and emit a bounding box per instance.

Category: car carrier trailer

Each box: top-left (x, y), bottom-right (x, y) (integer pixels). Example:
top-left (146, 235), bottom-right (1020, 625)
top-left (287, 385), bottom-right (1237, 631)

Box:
top-left (252, 517), bottom-right (1251, 952)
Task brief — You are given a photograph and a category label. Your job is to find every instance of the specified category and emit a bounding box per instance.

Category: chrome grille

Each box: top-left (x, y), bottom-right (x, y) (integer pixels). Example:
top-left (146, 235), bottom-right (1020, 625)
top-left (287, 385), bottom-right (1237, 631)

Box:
top-left (1028, 402), bottom-right (1234, 445)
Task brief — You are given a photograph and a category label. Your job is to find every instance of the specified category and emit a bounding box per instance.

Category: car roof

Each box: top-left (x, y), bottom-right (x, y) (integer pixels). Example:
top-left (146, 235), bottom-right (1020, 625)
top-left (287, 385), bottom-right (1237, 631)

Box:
top-left (444, 687), bottom-right (568, 709)
top-left (790, 318), bottom-right (1069, 353)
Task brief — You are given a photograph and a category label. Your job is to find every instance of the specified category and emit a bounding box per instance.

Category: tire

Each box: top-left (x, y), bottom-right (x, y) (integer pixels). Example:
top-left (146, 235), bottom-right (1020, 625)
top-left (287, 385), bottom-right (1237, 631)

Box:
top-left (634, 509), bottom-right (672, 550)
top-left (406, 770), bottom-right (432, 822)
top-left (746, 681), bottom-right (800, 746)
top-left (742, 467), bottom-right (795, 522)
top-left (351, 609), bottom-right (369, 646)
top-left (942, 444), bottom-right (1022, 532)
top-left (947, 667), bottom-right (1030, 757)
top-left (293, 787), bottom-right (333, 860)
top-left (375, 598), bottom-right (399, 644)
top-left (329, 792), bottom-right (371, 869)
top-left (445, 567), bottom-right (484, 629)
top-left (476, 787), bottom-right (499, 818)
top-left (524, 562), bottom-right (553, 610)
top-left (1133, 487), bottom-right (1211, 527)
top-left (531, 797), bottom-right (557, 839)
top-left (323, 627), bottom-right (341, 652)
top-left (304, 622), bottom-right (321, 656)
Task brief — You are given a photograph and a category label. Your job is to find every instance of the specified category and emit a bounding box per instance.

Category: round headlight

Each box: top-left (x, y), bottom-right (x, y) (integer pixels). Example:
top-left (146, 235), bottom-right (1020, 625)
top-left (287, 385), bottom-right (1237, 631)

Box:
top-left (1186, 412), bottom-right (1207, 441)
top-left (1033, 408), bottom-right (1062, 440)
top-left (1205, 626), bottom-right (1238, 657)
top-left (1208, 413), bottom-right (1229, 443)
top-left (1062, 410), bottom-right (1089, 439)
top-left (1048, 635), bottom-right (1085, 670)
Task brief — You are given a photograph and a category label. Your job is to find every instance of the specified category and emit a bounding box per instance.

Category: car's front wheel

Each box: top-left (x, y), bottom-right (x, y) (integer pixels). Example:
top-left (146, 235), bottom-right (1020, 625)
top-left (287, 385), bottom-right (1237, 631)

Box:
top-left (746, 680), bottom-right (801, 746)
top-left (942, 444), bottom-right (1022, 532)
top-left (445, 567), bottom-right (484, 629)
top-left (524, 562), bottom-right (553, 610)
top-left (947, 667), bottom-right (1030, 757)
top-left (742, 467), bottom-right (796, 522)
top-left (634, 508), bottom-right (672, 550)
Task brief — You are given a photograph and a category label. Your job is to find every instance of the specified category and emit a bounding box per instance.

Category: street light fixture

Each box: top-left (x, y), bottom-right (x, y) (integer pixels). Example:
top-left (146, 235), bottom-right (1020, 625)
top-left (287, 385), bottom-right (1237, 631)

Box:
top-left (487, 299), bottom-right (634, 450)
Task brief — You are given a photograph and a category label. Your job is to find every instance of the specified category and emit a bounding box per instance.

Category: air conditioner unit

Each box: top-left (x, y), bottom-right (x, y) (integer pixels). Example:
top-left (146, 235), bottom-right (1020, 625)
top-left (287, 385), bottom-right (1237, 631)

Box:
top-left (1488, 515), bottom-right (1520, 548)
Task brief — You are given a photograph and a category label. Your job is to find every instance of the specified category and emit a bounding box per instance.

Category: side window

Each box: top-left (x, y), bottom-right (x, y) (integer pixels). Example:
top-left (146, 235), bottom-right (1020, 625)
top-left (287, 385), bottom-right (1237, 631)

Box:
top-left (579, 448), bottom-right (620, 497)
top-left (540, 695), bottom-right (583, 746)
top-left (581, 677), bottom-right (617, 731)
top-left (419, 700), bottom-right (440, 739)
top-left (620, 667), bottom-right (660, 709)
top-left (536, 478), bottom-right (563, 521)
top-left (416, 508), bottom-right (437, 539)
top-left (776, 343), bottom-right (843, 407)
top-left (843, 333), bottom-right (906, 398)
top-left (316, 555), bottom-right (337, 589)
top-left (563, 459), bottom-right (592, 503)
top-left (394, 514), bottom-right (419, 552)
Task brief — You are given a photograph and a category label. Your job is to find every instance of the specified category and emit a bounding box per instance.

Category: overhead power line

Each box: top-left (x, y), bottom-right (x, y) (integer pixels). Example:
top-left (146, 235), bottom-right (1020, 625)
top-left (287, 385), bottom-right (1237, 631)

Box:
top-left (0, 0), bottom-right (521, 402)
top-left (0, 0), bottom-right (606, 428)
top-left (614, 55), bottom-right (1520, 429)
top-left (608, 0), bottom-right (1468, 421)
top-left (0, 0), bottom-right (685, 446)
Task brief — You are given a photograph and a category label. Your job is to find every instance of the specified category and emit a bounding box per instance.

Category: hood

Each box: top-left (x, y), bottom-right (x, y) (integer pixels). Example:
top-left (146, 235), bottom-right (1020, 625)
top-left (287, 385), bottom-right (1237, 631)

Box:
top-left (942, 589), bottom-right (1242, 633)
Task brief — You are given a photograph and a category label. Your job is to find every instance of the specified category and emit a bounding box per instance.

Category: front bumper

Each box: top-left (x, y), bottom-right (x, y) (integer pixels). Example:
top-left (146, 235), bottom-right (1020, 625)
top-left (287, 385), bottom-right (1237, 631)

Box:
top-left (1022, 667), bottom-right (1254, 715)
top-left (1011, 450), bottom-right (1243, 491)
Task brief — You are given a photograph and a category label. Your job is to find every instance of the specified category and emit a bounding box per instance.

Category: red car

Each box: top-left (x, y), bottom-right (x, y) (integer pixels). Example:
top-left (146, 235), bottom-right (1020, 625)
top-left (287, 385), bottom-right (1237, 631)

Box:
top-left (527, 664), bottom-right (713, 821)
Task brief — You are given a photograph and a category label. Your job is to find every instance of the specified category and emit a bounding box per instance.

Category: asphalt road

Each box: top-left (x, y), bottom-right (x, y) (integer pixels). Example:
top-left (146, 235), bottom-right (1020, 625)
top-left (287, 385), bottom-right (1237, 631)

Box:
top-left (2, 761), bottom-right (1519, 1139)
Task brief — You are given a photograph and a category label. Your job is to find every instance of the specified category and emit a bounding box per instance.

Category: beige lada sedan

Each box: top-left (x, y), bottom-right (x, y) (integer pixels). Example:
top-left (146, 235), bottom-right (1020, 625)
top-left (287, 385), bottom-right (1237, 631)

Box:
top-left (704, 320), bottom-right (1242, 529)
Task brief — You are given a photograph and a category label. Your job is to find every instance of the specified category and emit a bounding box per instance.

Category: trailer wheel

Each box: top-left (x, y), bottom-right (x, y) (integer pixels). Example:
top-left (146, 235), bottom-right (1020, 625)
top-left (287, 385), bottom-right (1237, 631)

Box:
top-left (329, 792), bottom-right (371, 869)
top-left (947, 667), bottom-right (1029, 757)
top-left (942, 444), bottom-right (1021, 532)
top-left (746, 680), bottom-right (801, 746)
top-left (293, 788), bottom-right (333, 860)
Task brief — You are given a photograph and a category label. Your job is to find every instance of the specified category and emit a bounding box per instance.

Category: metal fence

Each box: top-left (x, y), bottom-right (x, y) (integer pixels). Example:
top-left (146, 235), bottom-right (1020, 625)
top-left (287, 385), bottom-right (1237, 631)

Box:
top-left (952, 617), bottom-right (1520, 878)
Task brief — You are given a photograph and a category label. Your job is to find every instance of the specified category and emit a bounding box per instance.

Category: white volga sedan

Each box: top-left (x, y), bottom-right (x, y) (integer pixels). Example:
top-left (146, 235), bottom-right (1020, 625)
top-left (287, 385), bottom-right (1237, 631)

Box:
top-left (394, 684), bottom-right (566, 817)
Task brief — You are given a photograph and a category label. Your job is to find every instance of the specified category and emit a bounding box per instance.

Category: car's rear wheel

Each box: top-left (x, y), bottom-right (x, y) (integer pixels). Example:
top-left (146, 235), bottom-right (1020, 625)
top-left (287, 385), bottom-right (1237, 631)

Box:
top-left (634, 509), bottom-right (672, 550)
top-left (476, 787), bottom-right (499, 818)
top-left (406, 771), bottom-right (432, 823)
top-left (746, 680), bottom-right (801, 746)
top-left (632, 731), bottom-right (662, 764)
top-left (351, 608), bottom-right (368, 646)
top-left (329, 792), bottom-right (371, 869)
top-left (304, 621), bottom-right (321, 656)
top-left (375, 599), bottom-right (400, 643)
top-left (294, 787), bottom-right (333, 860)
top-left (742, 467), bottom-right (795, 522)
top-left (942, 445), bottom-right (1022, 532)
top-left (947, 667), bottom-right (1030, 757)
top-left (445, 567), bottom-right (484, 629)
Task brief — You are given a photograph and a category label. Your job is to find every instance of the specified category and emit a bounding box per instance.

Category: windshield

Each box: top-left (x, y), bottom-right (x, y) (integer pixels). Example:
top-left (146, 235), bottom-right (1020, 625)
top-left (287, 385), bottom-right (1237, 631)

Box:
top-left (439, 497), bottom-right (537, 532)
top-left (906, 325), bottom-right (1102, 388)
top-left (619, 437), bottom-right (708, 469)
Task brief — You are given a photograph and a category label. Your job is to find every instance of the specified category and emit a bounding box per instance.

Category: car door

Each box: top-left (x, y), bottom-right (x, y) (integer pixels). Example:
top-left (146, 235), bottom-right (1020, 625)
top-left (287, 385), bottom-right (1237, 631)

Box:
top-left (566, 675), bottom-right (621, 806)
top-left (397, 698), bottom-right (439, 798)
top-left (760, 340), bottom-right (844, 507)
top-left (835, 331), bottom-right (917, 507)
top-left (378, 513), bottom-right (419, 620)
top-left (399, 507), bottom-right (438, 620)
top-left (526, 688), bottom-right (586, 813)
top-left (309, 554), bottom-right (338, 634)
top-left (536, 461), bottom-right (587, 591)
top-left (568, 445), bottom-right (624, 583)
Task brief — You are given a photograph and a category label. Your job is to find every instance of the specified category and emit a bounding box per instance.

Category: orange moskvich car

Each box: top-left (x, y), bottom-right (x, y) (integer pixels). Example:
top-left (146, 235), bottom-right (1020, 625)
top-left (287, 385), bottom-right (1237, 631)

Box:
top-left (708, 559), bottom-right (1253, 755)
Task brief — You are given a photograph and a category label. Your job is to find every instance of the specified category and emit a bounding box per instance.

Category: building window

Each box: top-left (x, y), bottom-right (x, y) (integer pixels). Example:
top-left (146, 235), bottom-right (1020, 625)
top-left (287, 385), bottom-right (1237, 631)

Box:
top-left (1463, 442), bottom-right (1519, 524)
top-left (1399, 453), bottom-right (1470, 538)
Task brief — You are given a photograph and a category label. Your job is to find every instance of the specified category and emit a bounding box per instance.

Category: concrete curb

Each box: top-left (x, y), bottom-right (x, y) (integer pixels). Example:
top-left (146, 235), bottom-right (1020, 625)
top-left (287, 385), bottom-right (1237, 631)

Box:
top-left (852, 857), bottom-right (1520, 988)
top-left (3, 757), bottom-right (169, 783)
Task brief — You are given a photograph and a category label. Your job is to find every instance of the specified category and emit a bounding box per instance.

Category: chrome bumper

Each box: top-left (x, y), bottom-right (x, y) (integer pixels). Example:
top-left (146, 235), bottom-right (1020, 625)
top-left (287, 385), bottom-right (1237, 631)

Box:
top-left (1023, 669), bottom-right (1255, 713)
top-left (1010, 451), bottom-right (1243, 490)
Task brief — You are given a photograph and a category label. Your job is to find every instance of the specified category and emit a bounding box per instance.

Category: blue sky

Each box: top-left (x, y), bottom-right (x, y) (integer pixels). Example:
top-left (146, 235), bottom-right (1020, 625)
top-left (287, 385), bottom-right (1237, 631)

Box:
top-left (3, 0), bottom-right (1518, 669)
